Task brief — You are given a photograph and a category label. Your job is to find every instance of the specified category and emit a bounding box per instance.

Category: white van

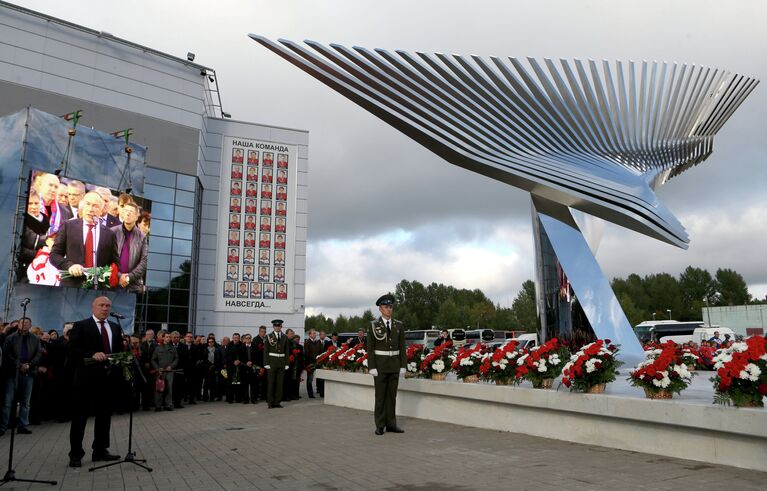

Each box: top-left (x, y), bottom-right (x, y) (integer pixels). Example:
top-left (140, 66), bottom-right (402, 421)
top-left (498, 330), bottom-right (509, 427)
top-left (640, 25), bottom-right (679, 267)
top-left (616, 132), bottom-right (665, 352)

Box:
top-left (660, 326), bottom-right (736, 345)
top-left (404, 330), bottom-right (440, 349)
top-left (510, 333), bottom-right (539, 350)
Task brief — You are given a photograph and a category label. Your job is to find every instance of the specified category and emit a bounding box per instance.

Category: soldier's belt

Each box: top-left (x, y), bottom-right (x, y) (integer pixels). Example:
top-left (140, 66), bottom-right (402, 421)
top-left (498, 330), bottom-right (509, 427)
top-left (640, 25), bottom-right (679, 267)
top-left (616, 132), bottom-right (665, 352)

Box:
top-left (374, 350), bottom-right (400, 356)
top-left (268, 353), bottom-right (285, 357)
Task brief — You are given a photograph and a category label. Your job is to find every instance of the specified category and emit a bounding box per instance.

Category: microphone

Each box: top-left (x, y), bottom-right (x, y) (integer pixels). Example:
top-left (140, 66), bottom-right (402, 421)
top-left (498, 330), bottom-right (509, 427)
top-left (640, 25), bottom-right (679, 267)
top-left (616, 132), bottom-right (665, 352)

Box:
top-left (110, 312), bottom-right (126, 319)
top-left (20, 298), bottom-right (30, 307)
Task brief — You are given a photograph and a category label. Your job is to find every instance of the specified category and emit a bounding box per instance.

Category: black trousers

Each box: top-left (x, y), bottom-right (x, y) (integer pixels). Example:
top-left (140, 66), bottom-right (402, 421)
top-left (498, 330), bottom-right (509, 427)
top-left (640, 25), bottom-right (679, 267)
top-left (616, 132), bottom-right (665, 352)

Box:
top-left (373, 372), bottom-right (399, 429)
top-left (242, 369), bottom-right (260, 402)
top-left (69, 378), bottom-right (115, 459)
top-left (266, 367), bottom-right (284, 406)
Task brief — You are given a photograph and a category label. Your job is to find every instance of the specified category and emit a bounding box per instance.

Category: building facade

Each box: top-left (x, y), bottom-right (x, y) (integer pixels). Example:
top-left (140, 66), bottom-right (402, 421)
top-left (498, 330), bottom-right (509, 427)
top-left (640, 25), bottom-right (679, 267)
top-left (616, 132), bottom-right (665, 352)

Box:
top-left (0, 3), bottom-right (308, 337)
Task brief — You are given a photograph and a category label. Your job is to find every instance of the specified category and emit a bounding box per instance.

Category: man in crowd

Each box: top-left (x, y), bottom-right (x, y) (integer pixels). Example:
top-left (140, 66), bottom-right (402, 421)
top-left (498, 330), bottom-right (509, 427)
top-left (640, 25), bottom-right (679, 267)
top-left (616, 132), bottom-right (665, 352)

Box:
top-left (112, 201), bottom-right (148, 292)
top-left (140, 329), bottom-right (157, 411)
top-left (304, 329), bottom-right (323, 399)
top-left (68, 296), bottom-right (124, 467)
top-left (183, 332), bottom-right (201, 405)
top-left (170, 331), bottom-right (187, 409)
top-left (202, 336), bottom-right (223, 402)
top-left (151, 330), bottom-right (178, 412)
top-left (349, 328), bottom-right (366, 348)
top-left (65, 180), bottom-right (86, 219)
top-left (0, 317), bottom-right (42, 436)
top-left (241, 333), bottom-right (260, 404)
top-left (264, 320), bottom-right (290, 408)
top-left (254, 326), bottom-right (268, 402)
top-left (367, 294), bottom-right (406, 436)
top-left (225, 333), bottom-right (245, 403)
top-left (287, 334), bottom-right (303, 401)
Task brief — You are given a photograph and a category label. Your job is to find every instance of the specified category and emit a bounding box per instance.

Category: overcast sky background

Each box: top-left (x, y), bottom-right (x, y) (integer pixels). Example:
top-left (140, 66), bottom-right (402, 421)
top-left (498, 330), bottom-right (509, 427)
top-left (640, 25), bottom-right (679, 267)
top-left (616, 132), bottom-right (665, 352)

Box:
top-left (14, 0), bottom-right (767, 318)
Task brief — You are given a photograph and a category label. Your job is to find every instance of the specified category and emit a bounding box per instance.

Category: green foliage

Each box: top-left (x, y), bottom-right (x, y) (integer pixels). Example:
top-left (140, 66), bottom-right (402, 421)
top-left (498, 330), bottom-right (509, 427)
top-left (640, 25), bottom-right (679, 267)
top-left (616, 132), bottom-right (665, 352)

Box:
top-left (714, 268), bottom-right (751, 306)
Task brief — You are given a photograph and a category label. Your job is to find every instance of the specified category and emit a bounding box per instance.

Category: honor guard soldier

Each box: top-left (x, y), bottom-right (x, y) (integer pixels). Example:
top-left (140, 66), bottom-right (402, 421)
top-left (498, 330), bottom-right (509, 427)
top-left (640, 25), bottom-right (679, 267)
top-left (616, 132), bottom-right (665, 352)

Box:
top-left (264, 319), bottom-right (290, 408)
top-left (367, 294), bottom-right (406, 435)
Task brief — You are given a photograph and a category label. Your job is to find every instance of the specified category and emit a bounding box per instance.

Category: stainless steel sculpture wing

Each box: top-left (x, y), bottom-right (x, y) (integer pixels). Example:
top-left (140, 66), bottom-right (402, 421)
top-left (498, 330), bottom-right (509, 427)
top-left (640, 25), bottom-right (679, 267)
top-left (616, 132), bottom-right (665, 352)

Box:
top-left (251, 36), bottom-right (758, 363)
top-left (250, 35), bottom-right (758, 249)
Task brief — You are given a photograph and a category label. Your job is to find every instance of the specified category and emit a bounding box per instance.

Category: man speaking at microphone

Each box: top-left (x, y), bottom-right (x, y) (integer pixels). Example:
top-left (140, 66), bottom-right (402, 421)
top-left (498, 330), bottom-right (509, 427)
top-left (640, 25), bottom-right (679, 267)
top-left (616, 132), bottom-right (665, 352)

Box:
top-left (50, 192), bottom-right (118, 288)
top-left (67, 296), bottom-right (124, 467)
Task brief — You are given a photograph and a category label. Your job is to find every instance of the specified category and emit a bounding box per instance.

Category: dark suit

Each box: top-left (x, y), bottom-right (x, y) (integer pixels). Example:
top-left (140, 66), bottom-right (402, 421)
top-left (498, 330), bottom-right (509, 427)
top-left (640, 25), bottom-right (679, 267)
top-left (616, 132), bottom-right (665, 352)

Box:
top-left (49, 219), bottom-right (118, 288)
top-left (67, 316), bottom-right (124, 460)
top-left (241, 343), bottom-right (261, 403)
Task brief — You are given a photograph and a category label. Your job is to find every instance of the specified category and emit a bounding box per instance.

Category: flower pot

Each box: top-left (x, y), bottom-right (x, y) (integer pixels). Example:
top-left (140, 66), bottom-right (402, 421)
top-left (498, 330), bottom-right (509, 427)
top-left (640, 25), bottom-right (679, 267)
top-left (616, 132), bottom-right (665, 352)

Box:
top-left (532, 378), bottom-right (554, 389)
top-left (431, 372), bottom-right (447, 381)
top-left (462, 374), bottom-right (479, 383)
top-left (643, 387), bottom-right (672, 399)
top-left (404, 372), bottom-right (416, 379)
top-left (733, 399), bottom-right (763, 408)
top-left (586, 383), bottom-right (606, 394)
top-left (686, 364), bottom-right (696, 372)
top-left (495, 378), bottom-right (509, 385)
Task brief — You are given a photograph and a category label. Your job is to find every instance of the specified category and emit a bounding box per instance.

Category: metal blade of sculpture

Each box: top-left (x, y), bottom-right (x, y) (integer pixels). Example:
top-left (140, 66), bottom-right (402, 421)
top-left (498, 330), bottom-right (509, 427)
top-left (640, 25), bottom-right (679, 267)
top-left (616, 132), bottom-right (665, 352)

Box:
top-left (250, 35), bottom-right (758, 363)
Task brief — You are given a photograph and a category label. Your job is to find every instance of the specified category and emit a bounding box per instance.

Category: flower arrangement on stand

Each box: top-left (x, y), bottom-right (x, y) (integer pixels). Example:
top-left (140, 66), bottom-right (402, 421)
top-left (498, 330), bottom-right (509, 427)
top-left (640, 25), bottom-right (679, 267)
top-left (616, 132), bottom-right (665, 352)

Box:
top-left (561, 340), bottom-right (622, 393)
top-left (340, 343), bottom-right (366, 372)
top-left (629, 343), bottom-right (694, 399)
top-left (315, 345), bottom-right (336, 369)
top-left (711, 336), bottom-right (767, 408)
top-left (516, 338), bottom-right (569, 389)
top-left (680, 348), bottom-right (701, 371)
top-left (480, 341), bottom-right (520, 385)
top-left (420, 343), bottom-right (452, 380)
top-left (405, 344), bottom-right (425, 378)
top-left (327, 343), bottom-right (350, 370)
top-left (452, 344), bottom-right (485, 383)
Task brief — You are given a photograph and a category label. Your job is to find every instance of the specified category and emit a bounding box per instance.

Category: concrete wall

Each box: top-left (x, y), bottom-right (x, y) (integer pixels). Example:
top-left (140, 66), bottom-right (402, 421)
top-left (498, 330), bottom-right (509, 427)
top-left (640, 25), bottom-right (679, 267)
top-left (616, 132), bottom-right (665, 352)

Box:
top-left (703, 304), bottom-right (767, 336)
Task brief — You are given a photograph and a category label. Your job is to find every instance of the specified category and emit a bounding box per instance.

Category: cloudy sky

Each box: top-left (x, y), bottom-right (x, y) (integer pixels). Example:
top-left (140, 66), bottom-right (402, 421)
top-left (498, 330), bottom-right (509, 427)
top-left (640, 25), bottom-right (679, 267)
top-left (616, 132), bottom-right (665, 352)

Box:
top-left (14, 0), bottom-right (767, 317)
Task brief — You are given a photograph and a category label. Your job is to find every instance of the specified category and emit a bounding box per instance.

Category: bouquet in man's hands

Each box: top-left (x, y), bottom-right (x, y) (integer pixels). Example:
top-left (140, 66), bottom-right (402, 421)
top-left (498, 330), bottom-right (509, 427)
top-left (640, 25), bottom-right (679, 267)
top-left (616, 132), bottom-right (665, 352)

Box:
top-left (60, 263), bottom-right (120, 290)
top-left (84, 351), bottom-right (135, 381)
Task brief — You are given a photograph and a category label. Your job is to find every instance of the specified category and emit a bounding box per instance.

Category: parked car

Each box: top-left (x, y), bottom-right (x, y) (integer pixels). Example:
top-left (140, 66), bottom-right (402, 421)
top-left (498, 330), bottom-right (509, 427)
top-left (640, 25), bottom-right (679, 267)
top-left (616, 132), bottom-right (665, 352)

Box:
top-left (405, 329), bottom-right (440, 349)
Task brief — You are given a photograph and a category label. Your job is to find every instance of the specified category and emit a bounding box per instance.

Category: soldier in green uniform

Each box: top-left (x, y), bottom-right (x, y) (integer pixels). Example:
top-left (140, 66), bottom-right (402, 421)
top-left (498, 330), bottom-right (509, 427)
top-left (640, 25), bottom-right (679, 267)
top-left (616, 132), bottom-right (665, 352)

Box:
top-left (264, 319), bottom-right (290, 408)
top-left (367, 294), bottom-right (406, 435)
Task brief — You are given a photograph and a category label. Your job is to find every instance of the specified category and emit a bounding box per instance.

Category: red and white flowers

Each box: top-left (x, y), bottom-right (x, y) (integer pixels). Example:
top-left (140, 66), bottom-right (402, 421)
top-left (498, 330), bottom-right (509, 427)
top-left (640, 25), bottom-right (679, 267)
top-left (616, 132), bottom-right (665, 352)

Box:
top-left (561, 340), bottom-right (622, 392)
top-left (420, 343), bottom-right (452, 378)
top-left (711, 336), bottom-right (767, 407)
top-left (516, 338), bottom-right (570, 388)
top-left (629, 343), bottom-right (693, 397)
top-left (480, 341), bottom-right (521, 384)
top-left (451, 344), bottom-right (486, 380)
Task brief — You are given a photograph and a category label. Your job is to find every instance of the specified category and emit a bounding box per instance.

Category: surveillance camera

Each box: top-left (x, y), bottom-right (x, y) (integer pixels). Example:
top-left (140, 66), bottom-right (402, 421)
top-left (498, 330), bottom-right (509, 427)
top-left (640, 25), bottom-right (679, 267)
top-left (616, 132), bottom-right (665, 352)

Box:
top-left (187, 52), bottom-right (195, 62)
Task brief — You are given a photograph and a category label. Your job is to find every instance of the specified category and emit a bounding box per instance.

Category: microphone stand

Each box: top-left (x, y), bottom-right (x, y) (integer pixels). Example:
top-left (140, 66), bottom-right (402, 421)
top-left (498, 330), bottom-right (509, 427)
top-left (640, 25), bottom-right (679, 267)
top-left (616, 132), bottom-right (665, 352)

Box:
top-left (0, 300), bottom-right (57, 487)
top-left (90, 315), bottom-right (152, 473)
top-left (91, 216), bottom-right (98, 290)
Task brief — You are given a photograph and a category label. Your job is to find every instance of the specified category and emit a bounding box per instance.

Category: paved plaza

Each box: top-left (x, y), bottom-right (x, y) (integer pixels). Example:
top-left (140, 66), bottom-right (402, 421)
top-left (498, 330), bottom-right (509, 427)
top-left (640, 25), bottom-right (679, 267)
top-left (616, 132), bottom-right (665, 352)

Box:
top-left (0, 391), bottom-right (764, 491)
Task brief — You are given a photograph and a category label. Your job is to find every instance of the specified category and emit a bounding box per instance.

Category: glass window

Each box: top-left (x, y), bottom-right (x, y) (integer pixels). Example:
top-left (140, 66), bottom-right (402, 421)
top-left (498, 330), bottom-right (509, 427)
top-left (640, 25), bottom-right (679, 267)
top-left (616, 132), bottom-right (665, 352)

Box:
top-left (169, 307), bottom-right (189, 324)
top-left (170, 289), bottom-right (190, 306)
top-left (146, 305), bottom-right (169, 323)
top-left (171, 255), bottom-right (191, 272)
top-left (174, 206), bottom-right (194, 224)
top-left (177, 173), bottom-right (196, 191)
top-left (150, 202), bottom-right (175, 221)
top-left (147, 288), bottom-right (170, 305)
top-left (146, 167), bottom-right (176, 188)
top-left (175, 189), bottom-right (194, 207)
top-left (173, 222), bottom-right (193, 240)
top-left (148, 236), bottom-right (172, 255)
top-left (151, 219), bottom-right (174, 238)
top-left (147, 253), bottom-right (171, 271)
top-left (173, 239), bottom-right (192, 256)
top-left (146, 270), bottom-right (170, 288)
top-left (144, 184), bottom-right (175, 204)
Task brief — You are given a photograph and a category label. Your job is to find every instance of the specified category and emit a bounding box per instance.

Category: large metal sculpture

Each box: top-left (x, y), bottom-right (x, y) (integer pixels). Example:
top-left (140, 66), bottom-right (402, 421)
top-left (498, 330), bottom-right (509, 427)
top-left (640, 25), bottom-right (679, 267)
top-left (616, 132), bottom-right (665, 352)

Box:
top-left (250, 35), bottom-right (758, 362)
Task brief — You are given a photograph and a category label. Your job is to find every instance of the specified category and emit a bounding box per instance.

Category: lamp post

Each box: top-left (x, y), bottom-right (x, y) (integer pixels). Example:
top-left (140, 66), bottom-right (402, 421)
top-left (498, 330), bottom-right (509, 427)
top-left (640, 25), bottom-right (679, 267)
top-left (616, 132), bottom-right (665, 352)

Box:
top-left (652, 312), bottom-right (656, 321)
top-left (666, 309), bottom-right (672, 320)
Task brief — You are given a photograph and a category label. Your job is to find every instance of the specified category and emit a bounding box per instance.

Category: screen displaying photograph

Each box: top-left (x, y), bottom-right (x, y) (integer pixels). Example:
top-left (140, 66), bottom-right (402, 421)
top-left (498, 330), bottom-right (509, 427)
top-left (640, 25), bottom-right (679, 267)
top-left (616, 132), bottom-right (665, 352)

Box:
top-left (18, 170), bottom-right (151, 292)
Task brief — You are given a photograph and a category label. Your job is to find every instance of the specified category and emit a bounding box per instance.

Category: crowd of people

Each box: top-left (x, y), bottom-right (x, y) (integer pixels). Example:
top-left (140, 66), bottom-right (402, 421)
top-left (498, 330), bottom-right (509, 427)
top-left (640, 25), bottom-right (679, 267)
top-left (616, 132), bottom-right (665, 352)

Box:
top-left (0, 317), bottom-right (340, 437)
top-left (642, 330), bottom-right (741, 369)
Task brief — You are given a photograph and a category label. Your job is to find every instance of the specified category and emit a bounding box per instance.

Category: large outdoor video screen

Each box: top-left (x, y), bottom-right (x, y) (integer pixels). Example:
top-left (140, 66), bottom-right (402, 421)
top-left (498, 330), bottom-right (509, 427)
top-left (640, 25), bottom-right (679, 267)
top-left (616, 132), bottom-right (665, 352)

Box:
top-left (17, 170), bottom-right (151, 292)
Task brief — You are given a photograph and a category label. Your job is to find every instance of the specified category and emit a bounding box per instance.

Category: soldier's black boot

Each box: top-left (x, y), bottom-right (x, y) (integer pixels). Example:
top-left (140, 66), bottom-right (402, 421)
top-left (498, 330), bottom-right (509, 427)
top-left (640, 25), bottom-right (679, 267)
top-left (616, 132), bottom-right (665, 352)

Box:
top-left (375, 427), bottom-right (384, 435)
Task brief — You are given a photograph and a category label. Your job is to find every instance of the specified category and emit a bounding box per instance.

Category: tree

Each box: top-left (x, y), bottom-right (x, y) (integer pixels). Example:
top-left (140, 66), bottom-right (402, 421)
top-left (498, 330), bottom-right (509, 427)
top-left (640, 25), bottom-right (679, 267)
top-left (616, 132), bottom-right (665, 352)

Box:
top-left (714, 268), bottom-right (751, 306)
top-left (434, 298), bottom-right (465, 329)
top-left (678, 266), bottom-right (714, 320)
top-left (510, 280), bottom-right (538, 331)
